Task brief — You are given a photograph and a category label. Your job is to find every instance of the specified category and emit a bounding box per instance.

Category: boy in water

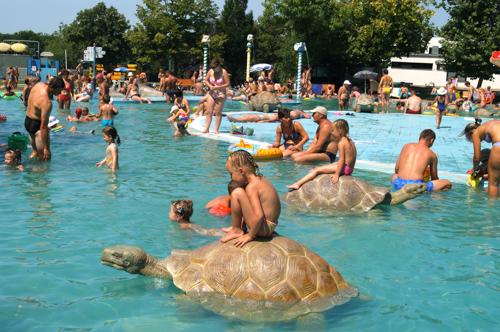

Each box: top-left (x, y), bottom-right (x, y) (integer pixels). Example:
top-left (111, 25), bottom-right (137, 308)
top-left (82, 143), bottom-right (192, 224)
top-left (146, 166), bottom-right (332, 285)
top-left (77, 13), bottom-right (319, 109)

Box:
top-left (97, 94), bottom-right (118, 126)
top-left (221, 150), bottom-right (281, 247)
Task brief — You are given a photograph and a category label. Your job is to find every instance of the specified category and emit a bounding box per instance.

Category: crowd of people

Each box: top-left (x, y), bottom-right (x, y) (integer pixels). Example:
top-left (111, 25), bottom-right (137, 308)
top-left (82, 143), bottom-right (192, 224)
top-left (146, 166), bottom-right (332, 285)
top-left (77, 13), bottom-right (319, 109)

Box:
top-left (1, 58), bottom-right (499, 249)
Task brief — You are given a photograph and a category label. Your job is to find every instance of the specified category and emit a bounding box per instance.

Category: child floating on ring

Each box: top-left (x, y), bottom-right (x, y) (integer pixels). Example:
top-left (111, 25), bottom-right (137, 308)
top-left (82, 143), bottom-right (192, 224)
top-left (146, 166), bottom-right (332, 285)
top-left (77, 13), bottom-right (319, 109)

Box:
top-left (170, 200), bottom-right (222, 236)
top-left (205, 180), bottom-right (242, 218)
top-left (220, 150), bottom-right (281, 247)
top-left (287, 119), bottom-right (357, 190)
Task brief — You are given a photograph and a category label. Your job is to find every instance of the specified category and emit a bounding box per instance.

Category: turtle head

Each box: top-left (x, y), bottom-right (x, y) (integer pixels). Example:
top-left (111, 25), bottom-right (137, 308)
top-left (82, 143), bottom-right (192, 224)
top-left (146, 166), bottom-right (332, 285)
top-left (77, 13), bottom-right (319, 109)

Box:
top-left (101, 245), bottom-right (149, 274)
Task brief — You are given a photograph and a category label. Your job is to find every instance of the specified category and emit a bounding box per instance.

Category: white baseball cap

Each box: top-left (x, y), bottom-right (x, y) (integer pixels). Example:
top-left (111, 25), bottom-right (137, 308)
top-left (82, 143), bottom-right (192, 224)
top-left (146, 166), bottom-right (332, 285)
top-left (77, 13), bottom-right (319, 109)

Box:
top-left (311, 106), bottom-right (328, 116)
top-left (343, 80), bottom-right (351, 85)
top-left (48, 116), bottom-right (59, 127)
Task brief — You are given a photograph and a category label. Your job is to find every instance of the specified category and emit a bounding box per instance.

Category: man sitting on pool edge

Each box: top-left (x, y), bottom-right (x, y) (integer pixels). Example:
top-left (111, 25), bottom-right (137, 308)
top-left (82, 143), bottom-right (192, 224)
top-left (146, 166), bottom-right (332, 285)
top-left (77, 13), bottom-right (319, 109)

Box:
top-left (291, 106), bottom-right (338, 163)
top-left (392, 129), bottom-right (452, 192)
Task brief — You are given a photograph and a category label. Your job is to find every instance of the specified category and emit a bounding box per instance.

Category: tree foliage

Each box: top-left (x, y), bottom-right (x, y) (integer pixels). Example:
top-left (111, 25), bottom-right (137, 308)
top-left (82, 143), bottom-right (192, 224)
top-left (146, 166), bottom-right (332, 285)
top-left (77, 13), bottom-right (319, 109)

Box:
top-left (340, 0), bottom-right (434, 70)
top-left (127, 0), bottom-right (223, 76)
top-left (216, 0), bottom-right (254, 82)
top-left (62, 2), bottom-right (130, 68)
top-left (440, 0), bottom-right (500, 87)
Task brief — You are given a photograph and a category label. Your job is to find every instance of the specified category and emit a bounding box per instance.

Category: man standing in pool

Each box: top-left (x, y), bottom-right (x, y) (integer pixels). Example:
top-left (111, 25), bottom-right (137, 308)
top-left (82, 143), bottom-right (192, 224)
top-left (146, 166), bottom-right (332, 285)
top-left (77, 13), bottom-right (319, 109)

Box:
top-left (392, 129), bottom-right (452, 192)
top-left (291, 106), bottom-right (338, 163)
top-left (25, 76), bottom-right (65, 161)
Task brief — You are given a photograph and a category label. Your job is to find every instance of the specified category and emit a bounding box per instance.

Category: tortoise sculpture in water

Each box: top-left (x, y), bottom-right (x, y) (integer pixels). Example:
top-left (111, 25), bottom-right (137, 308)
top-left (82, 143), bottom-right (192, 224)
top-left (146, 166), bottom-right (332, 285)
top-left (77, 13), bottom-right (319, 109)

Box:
top-left (285, 175), bottom-right (426, 212)
top-left (101, 236), bottom-right (357, 321)
top-left (248, 91), bottom-right (281, 113)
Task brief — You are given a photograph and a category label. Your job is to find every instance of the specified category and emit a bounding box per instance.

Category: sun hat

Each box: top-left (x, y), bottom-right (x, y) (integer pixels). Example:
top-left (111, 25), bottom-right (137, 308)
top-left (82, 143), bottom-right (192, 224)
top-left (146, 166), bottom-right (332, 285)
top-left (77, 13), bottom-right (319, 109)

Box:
top-left (343, 80), bottom-right (351, 85)
top-left (48, 116), bottom-right (59, 127)
top-left (437, 87), bottom-right (447, 96)
top-left (311, 106), bottom-right (328, 116)
top-left (170, 105), bottom-right (179, 114)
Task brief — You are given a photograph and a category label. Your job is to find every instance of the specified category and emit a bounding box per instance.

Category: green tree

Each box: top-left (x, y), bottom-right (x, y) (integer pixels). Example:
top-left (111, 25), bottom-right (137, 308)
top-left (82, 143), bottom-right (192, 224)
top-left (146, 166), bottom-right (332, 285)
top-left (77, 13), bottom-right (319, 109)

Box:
top-left (341, 0), bottom-right (434, 71)
top-left (216, 0), bottom-right (254, 82)
top-left (440, 0), bottom-right (500, 87)
top-left (128, 0), bottom-right (223, 77)
top-left (62, 2), bottom-right (130, 68)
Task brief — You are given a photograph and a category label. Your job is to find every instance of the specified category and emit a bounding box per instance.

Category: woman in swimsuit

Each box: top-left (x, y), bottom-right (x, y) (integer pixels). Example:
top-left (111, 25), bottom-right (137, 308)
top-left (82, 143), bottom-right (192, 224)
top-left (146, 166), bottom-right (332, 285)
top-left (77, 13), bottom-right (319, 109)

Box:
top-left (462, 119), bottom-right (500, 198)
top-left (435, 87), bottom-right (448, 129)
top-left (203, 58), bottom-right (230, 134)
top-left (124, 78), bottom-right (151, 104)
top-left (272, 108), bottom-right (309, 157)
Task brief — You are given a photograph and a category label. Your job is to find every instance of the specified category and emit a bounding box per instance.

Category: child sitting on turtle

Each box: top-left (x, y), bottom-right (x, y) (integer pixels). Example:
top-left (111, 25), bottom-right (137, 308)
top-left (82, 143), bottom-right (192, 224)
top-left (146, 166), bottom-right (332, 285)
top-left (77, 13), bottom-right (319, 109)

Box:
top-left (287, 119), bottom-right (357, 190)
top-left (220, 150), bottom-right (281, 247)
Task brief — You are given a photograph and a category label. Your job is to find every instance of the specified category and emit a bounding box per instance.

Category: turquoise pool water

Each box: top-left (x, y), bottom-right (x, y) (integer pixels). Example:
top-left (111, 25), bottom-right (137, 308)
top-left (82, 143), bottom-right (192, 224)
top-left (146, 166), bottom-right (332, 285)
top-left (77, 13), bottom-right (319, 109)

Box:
top-left (1, 98), bottom-right (499, 331)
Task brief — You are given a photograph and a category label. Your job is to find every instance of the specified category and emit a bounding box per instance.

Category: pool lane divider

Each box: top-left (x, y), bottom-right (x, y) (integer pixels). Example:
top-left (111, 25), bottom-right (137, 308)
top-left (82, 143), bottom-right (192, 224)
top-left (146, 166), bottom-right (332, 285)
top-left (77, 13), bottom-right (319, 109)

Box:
top-left (189, 115), bottom-right (468, 184)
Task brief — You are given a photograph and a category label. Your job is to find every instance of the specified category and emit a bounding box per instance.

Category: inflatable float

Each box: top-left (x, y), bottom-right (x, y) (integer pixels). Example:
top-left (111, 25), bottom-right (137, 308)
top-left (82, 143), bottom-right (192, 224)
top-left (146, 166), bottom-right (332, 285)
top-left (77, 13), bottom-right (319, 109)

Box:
top-left (228, 139), bottom-right (283, 161)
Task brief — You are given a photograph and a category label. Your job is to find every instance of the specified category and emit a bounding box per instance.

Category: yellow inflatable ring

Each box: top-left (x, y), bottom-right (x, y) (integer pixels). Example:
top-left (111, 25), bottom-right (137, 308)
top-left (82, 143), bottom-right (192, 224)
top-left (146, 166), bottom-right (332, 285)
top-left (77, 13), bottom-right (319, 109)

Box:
top-left (228, 139), bottom-right (283, 161)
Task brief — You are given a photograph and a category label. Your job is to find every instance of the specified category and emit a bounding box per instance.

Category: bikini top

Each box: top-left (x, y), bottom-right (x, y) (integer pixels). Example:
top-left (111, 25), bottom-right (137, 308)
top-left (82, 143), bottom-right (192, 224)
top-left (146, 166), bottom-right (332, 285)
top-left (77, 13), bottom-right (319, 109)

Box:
top-left (484, 134), bottom-right (492, 143)
top-left (282, 123), bottom-right (301, 142)
top-left (209, 75), bottom-right (224, 86)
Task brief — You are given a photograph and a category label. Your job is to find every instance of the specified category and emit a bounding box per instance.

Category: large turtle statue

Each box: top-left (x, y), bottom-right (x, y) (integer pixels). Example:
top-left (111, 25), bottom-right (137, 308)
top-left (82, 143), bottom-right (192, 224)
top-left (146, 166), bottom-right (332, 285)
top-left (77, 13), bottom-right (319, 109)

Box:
top-left (101, 236), bottom-right (358, 321)
top-left (248, 91), bottom-right (281, 113)
top-left (285, 175), bottom-right (426, 212)
top-left (352, 93), bottom-right (375, 113)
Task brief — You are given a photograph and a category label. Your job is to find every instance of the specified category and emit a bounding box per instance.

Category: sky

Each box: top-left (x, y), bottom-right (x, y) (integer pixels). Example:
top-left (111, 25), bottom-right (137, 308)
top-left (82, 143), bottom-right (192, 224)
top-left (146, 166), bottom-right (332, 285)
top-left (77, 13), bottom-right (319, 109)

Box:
top-left (1, 0), bottom-right (449, 34)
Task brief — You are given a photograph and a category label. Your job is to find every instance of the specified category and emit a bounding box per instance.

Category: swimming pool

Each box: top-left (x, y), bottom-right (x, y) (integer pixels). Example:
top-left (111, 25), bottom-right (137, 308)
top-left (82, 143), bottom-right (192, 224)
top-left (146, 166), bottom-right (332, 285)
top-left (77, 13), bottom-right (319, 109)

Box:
top-left (1, 98), bottom-right (498, 331)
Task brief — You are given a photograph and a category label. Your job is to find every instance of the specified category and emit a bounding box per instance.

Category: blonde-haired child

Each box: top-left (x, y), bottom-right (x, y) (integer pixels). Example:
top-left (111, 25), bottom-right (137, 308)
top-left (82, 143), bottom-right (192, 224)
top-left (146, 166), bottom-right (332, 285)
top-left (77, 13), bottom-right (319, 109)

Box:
top-left (220, 150), bottom-right (281, 247)
top-left (287, 119), bottom-right (357, 190)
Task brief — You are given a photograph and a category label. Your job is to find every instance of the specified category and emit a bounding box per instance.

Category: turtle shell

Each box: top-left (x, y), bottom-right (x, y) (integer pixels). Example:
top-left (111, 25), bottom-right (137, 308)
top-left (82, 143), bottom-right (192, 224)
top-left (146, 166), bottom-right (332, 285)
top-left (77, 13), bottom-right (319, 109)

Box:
top-left (286, 175), bottom-right (390, 212)
top-left (165, 236), bottom-right (357, 311)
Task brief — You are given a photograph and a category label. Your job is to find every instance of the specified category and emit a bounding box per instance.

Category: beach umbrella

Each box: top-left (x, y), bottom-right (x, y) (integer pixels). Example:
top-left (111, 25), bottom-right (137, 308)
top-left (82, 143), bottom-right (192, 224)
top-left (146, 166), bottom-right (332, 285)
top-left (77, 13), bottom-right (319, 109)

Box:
top-left (490, 51), bottom-right (500, 67)
top-left (11, 43), bottom-right (27, 53)
top-left (353, 70), bottom-right (378, 93)
top-left (114, 67), bottom-right (129, 72)
top-left (0, 43), bottom-right (10, 52)
top-left (249, 63), bottom-right (272, 73)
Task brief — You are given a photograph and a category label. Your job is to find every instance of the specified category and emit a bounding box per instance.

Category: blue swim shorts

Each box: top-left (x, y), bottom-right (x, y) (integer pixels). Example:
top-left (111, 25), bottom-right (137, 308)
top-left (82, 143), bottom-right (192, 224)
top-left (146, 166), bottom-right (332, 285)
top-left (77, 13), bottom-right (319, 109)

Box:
top-left (101, 119), bottom-right (114, 127)
top-left (392, 178), bottom-right (433, 192)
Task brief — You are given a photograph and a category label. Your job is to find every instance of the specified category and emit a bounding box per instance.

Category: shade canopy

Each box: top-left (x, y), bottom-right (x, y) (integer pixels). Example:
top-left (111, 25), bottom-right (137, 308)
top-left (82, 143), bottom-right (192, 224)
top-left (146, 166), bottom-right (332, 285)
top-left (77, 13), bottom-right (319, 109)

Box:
top-left (11, 43), bottom-right (28, 53)
top-left (490, 51), bottom-right (500, 67)
top-left (353, 70), bottom-right (378, 80)
top-left (0, 43), bottom-right (11, 52)
top-left (250, 63), bottom-right (272, 73)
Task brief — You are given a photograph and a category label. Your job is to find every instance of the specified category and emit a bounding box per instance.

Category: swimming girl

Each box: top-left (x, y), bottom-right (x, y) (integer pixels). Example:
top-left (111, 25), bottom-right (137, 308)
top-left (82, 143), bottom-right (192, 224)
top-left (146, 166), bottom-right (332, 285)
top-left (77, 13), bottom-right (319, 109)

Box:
top-left (461, 119), bottom-right (500, 198)
top-left (4, 149), bottom-right (24, 171)
top-left (96, 126), bottom-right (120, 172)
top-left (203, 58), bottom-right (230, 134)
top-left (170, 200), bottom-right (222, 236)
top-left (287, 119), bottom-right (356, 190)
top-left (272, 108), bottom-right (309, 157)
top-left (220, 150), bottom-right (281, 247)
top-left (435, 87), bottom-right (448, 129)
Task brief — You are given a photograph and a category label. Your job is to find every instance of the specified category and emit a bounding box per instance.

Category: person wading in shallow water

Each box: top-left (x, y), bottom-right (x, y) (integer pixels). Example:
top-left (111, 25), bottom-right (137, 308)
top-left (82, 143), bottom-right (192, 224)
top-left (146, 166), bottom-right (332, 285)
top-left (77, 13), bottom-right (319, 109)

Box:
top-left (25, 76), bottom-right (65, 161)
